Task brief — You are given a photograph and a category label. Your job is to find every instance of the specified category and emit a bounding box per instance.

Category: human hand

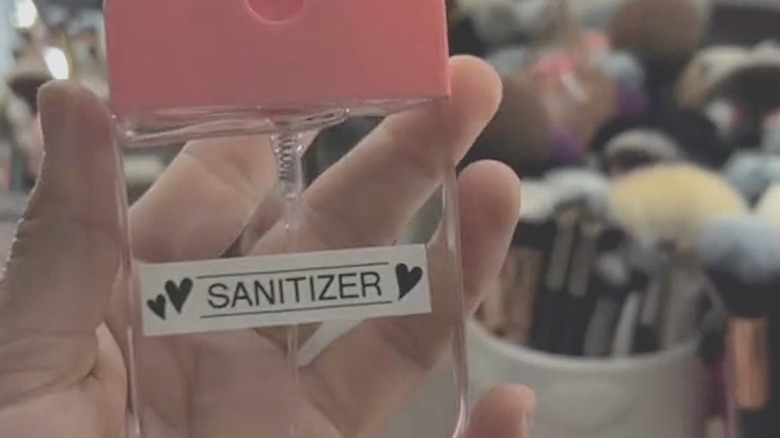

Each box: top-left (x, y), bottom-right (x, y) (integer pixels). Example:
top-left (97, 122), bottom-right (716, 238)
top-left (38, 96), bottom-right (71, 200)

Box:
top-left (0, 56), bottom-right (533, 438)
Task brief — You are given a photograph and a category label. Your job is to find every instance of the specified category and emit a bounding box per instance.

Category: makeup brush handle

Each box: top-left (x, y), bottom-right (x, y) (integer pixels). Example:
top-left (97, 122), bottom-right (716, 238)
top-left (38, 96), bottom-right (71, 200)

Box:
top-left (558, 294), bottom-right (590, 356)
top-left (531, 288), bottom-right (565, 352)
top-left (584, 298), bottom-right (621, 357)
top-left (699, 328), bottom-right (726, 365)
top-left (739, 409), bottom-right (770, 438)
top-left (633, 324), bottom-right (659, 354)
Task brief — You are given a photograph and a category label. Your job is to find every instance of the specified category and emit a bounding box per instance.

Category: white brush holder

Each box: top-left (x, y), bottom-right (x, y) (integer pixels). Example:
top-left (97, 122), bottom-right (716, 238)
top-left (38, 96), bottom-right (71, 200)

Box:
top-left (467, 321), bottom-right (709, 438)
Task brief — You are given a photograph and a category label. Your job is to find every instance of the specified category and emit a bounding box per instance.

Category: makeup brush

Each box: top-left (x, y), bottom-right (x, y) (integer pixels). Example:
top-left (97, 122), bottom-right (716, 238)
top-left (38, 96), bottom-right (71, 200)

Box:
top-left (466, 74), bottom-right (555, 178)
top-left (743, 194), bottom-right (780, 434)
top-left (609, 0), bottom-right (706, 121)
top-left (663, 108), bottom-right (736, 169)
top-left (591, 105), bottom-right (734, 170)
top-left (519, 179), bottom-right (556, 222)
top-left (556, 217), bottom-right (603, 356)
top-left (660, 253), bottom-right (706, 348)
top-left (703, 99), bottom-right (743, 142)
top-left (723, 152), bottom-right (780, 205)
top-left (699, 305), bottom-right (728, 366)
top-left (476, 173), bottom-right (528, 332)
top-left (569, 0), bottom-right (714, 29)
top-left (486, 46), bottom-right (531, 77)
top-left (593, 51), bottom-right (650, 121)
top-left (697, 215), bottom-right (779, 438)
top-left (601, 129), bottom-right (682, 176)
top-left (634, 264), bottom-right (666, 354)
top-left (506, 219), bottom-right (556, 344)
top-left (754, 183), bottom-right (780, 234)
top-left (446, 0), bottom-right (488, 57)
top-left (762, 110), bottom-right (780, 154)
top-left (556, 210), bottom-right (625, 356)
top-left (568, 0), bottom-right (622, 29)
top-left (622, 241), bottom-right (687, 354)
top-left (583, 251), bottom-right (631, 357)
top-left (533, 169), bottom-right (610, 352)
top-left (5, 60), bottom-right (53, 114)
top-left (533, 65), bottom-right (620, 154)
top-left (577, 68), bottom-right (622, 147)
top-left (614, 83), bottom-right (649, 121)
top-left (708, 44), bottom-right (780, 126)
top-left (609, 0), bottom-right (705, 86)
top-left (548, 127), bottom-right (585, 167)
top-left (607, 163), bottom-right (748, 252)
top-left (611, 269), bottom-right (651, 357)
top-left (594, 51), bottom-right (646, 91)
top-left (545, 168), bottom-right (611, 214)
top-left (529, 206), bottom-right (580, 352)
top-left (675, 45), bottom-right (749, 110)
top-left (2, 75), bottom-right (42, 191)
top-left (479, 179), bottom-right (551, 334)
top-left (608, 164), bottom-right (748, 352)
top-left (468, 0), bottom-right (529, 49)
top-left (499, 180), bottom-right (557, 343)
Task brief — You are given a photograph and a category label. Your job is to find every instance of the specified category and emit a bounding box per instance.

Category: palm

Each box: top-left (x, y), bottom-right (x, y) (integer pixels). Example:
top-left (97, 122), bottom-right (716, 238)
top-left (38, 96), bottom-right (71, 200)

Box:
top-left (133, 331), bottom-right (338, 438)
top-left (0, 322), bottom-right (126, 437)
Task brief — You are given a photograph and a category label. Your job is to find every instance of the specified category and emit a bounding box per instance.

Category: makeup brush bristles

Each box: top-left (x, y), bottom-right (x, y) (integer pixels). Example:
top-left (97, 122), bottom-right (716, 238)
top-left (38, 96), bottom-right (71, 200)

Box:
top-left (545, 168), bottom-right (610, 216)
top-left (468, 74), bottom-right (554, 177)
top-left (602, 129), bottom-right (682, 176)
top-left (755, 183), bottom-right (780, 234)
top-left (607, 163), bottom-right (748, 251)
top-left (723, 152), bottom-right (780, 205)
top-left (609, 0), bottom-right (706, 84)
top-left (697, 215), bottom-right (778, 437)
top-left (697, 215), bottom-right (780, 316)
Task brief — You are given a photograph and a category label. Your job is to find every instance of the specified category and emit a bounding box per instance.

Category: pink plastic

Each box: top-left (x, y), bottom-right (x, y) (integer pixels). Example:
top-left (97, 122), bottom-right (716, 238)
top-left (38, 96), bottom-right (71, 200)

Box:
top-left (105, 0), bottom-right (451, 117)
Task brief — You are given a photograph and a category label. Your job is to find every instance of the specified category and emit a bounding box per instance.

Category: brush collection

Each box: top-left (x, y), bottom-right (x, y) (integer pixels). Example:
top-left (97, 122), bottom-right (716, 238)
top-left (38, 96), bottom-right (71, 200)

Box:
top-left (455, 1), bottom-right (780, 437)
top-left (3, 0), bottom-right (780, 437)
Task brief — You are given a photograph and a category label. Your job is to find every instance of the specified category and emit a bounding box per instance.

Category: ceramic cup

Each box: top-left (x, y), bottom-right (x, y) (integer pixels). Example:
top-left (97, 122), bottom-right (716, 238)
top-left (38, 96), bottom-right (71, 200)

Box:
top-left (467, 321), bottom-right (708, 438)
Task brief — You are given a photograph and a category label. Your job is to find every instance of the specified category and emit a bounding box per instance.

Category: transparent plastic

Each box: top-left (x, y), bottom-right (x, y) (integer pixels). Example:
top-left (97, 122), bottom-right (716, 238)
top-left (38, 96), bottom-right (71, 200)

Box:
top-left (117, 100), bottom-right (430, 148)
top-left (114, 96), bottom-right (468, 438)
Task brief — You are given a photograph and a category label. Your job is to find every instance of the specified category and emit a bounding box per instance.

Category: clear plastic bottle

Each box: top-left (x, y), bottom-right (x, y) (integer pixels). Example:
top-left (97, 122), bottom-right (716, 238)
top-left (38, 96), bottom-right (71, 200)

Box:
top-left (104, 1), bottom-right (468, 438)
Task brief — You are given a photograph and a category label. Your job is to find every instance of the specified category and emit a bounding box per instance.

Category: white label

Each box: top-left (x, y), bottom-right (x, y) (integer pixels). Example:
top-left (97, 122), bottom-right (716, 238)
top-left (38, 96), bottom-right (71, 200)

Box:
top-left (140, 245), bottom-right (431, 336)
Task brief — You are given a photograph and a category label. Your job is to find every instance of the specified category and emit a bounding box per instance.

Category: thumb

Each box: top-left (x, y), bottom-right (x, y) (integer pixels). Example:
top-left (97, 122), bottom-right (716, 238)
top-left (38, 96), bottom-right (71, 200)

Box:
top-left (0, 81), bottom-right (123, 395)
top-left (467, 385), bottom-right (536, 438)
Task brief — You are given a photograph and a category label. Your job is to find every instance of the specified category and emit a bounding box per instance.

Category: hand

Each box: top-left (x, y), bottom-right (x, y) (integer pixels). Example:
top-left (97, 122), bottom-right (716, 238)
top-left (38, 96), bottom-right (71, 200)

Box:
top-left (0, 56), bottom-right (534, 438)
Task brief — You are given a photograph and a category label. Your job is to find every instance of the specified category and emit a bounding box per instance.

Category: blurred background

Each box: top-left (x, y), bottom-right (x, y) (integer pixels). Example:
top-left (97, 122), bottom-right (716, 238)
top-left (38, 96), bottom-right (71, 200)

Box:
top-left (3, 1), bottom-right (780, 438)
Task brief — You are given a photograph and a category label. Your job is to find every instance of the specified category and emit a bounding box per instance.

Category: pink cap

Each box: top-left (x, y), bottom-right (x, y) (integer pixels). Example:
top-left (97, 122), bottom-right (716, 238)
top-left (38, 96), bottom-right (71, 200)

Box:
top-left (105, 0), bottom-right (451, 117)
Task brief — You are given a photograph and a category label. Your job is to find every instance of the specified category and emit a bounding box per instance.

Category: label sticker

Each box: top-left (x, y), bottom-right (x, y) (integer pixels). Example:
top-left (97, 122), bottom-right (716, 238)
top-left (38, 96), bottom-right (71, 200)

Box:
top-left (140, 245), bottom-right (431, 336)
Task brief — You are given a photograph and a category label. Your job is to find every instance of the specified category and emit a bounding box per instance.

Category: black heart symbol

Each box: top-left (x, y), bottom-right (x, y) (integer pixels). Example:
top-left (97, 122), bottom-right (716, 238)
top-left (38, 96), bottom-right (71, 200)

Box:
top-left (165, 278), bottom-right (193, 314)
top-left (395, 263), bottom-right (423, 300)
top-left (147, 294), bottom-right (167, 320)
